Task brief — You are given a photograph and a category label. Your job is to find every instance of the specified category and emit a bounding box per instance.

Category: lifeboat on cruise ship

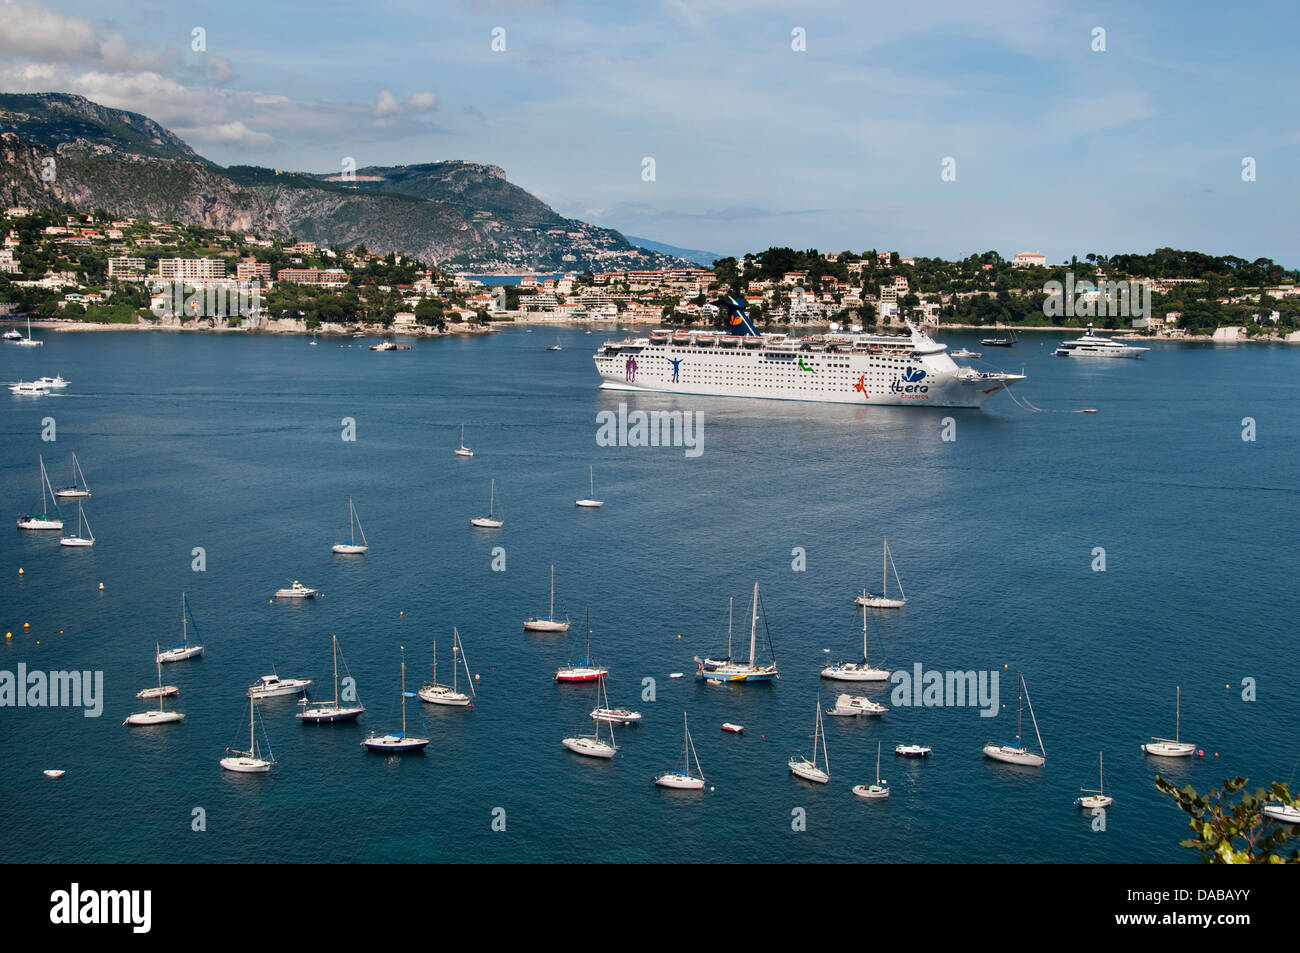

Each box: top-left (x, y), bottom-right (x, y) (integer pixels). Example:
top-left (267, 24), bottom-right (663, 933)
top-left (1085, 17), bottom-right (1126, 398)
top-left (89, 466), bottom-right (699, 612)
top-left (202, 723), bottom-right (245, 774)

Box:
top-left (742, 335), bottom-right (763, 348)
top-left (672, 330), bottom-right (693, 346)
top-left (695, 333), bottom-right (716, 347)
top-left (648, 329), bottom-right (669, 345)
top-left (720, 335), bottom-right (742, 347)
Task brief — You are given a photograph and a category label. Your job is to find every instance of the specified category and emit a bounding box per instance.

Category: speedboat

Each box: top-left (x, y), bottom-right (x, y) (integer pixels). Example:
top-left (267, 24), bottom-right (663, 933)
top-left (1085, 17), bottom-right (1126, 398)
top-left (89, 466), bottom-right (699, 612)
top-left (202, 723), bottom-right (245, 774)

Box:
top-left (274, 581), bottom-right (317, 599)
top-left (1263, 803), bottom-right (1300, 824)
top-left (369, 340), bottom-right (398, 351)
top-left (895, 744), bottom-right (931, 758)
top-left (825, 693), bottom-right (886, 717)
top-left (137, 685), bottom-right (180, 699)
top-left (9, 381), bottom-right (50, 396)
top-left (950, 348), bottom-right (981, 359)
top-left (1054, 324), bottom-right (1149, 358)
top-left (2, 329), bottom-right (22, 340)
top-left (247, 674), bottom-right (312, 698)
top-left (591, 706), bottom-right (642, 725)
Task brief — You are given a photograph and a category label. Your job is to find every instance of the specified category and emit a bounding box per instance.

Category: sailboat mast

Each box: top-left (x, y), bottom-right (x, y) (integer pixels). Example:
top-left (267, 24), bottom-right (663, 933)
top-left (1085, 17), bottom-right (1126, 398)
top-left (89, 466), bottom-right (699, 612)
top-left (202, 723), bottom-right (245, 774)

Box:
top-left (249, 695), bottom-right (256, 753)
top-left (727, 597), bottom-right (733, 658)
top-left (549, 565), bottom-right (555, 618)
top-left (451, 629), bottom-right (459, 693)
top-left (1175, 685), bottom-right (1181, 742)
top-left (181, 592), bottom-right (188, 645)
top-left (332, 635), bottom-right (339, 706)
top-left (400, 650), bottom-right (407, 735)
top-left (589, 465), bottom-right (594, 496)
top-left (584, 607), bottom-right (591, 663)
top-left (882, 539), bottom-right (888, 597)
top-left (749, 582), bottom-right (759, 667)
top-left (1016, 672), bottom-right (1024, 741)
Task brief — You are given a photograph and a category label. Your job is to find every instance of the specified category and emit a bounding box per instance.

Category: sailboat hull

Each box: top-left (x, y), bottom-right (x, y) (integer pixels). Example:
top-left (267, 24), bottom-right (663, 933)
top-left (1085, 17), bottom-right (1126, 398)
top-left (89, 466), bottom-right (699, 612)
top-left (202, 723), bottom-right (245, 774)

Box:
top-left (820, 664), bottom-right (890, 682)
top-left (654, 772), bottom-right (704, 789)
top-left (331, 543), bottom-right (368, 554)
top-left (362, 735), bottom-right (429, 752)
top-left (158, 646), bottom-right (203, 663)
top-left (1141, 742), bottom-right (1196, 757)
top-left (524, 618), bottom-right (570, 632)
top-left (983, 743), bottom-right (1045, 766)
top-left (855, 596), bottom-right (905, 608)
top-left (470, 518), bottom-right (503, 528)
top-left (125, 710), bottom-right (185, 725)
top-left (563, 737), bottom-right (616, 758)
top-left (789, 759), bottom-right (829, 784)
top-left (1076, 795), bottom-right (1113, 809)
top-left (220, 756), bottom-right (271, 773)
top-left (574, 500), bottom-right (604, 508)
top-left (556, 668), bottom-right (606, 682)
top-left (54, 489), bottom-right (91, 499)
top-left (59, 536), bottom-right (93, 547)
top-left (852, 784), bottom-right (890, 799)
top-left (17, 517), bottom-right (62, 530)
top-left (417, 687), bottom-right (472, 706)
top-left (298, 705), bottom-right (364, 723)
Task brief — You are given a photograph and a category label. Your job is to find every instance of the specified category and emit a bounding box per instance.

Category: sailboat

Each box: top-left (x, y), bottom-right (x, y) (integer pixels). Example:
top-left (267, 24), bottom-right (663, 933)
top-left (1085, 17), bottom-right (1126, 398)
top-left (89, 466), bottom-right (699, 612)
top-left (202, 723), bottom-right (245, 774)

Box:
top-left (556, 607), bottom-right (608, 681)
top-left (454, 423), bottom-right (474, 457)
top-left (852, 741), bottom-right (890, 799)
top-left (562, 679), bottom-right (617, 759)
top-left (362, 647), bottom-right (429, 752)
top-left (1142, 686), bottom-right (1196, 757)
top-left (418, 628), bottom-right (475, 706)
top-left (822, 602), bottom-right (889, 681)
top-left (157, 592), bottom-right (204, 663)
top-left (298, 634), bottom-right (365, 722)
top-left (980, 327), bottom-right (1018, 347)
top-left (575, 465), bottom-right (603, 508)
top-left (125, 646), bottom-right (185, 724)
top-left (13, 316), bottom-right (42, 347)
top-left (524, 564), bottom-right (570, 632)
top-left (470, 478), bottom-right (503, 528)
top-left (1076, 751), bottom-right (1113, 809)
top-left (697, 584), bottom-right (780, 682)
top-left (59, 499), bottom-right (94, 547)
top-left (547, 337), bottom-right (562, 351)
top-left (331, 498), bottom-right (369, 554)
top-left (789, 700), bottom-right (831, 784)
top-left (220, 695), bottom-right (275, 773)
top-left (54, 453), bottom-right (91, 498)
top-left (855, 538), bottom-right (906, 608)
top-left (654, 712), bottom-right (706, 789)
top-left (983, 671), bottom-right (1046, 766)
top-left (16, 456), bottom-right (63, 530)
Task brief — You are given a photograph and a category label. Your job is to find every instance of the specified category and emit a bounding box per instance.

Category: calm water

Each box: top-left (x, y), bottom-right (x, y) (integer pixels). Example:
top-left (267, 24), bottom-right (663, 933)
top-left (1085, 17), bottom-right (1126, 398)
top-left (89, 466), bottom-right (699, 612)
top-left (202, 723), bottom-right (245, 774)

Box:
top-left (1, 327), bottom-right (1297, 863)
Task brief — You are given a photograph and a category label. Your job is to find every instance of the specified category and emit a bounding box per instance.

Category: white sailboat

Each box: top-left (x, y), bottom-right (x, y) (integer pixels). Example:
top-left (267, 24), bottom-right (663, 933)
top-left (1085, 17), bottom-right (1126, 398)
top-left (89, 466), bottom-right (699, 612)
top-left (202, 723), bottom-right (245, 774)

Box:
top-left (789, 700), bottom-right (831, 784)
top-left (470, 478), bottom-right (503, 528)
top-left (654, 712), bottom-right (706, 789)
top-left (454, 423), bottom-right (474, 457)
top-left (556, 606), bottom-right (608, 681)
top-left (983, 671), bottom-right (1046, 766)
top-left (54, 453), bottom-right (91, 498)
top-left (855, 538), bottom-right (906, 608)
top-left (1076, 751), bottom-right (1114, 809)
top-left (16, 456), bottom-right (63, 530)
top-left (852, 741), bottom-right (890, 799)
top-left (220, 695), bottom-right (275, 773)
top-left (157, 592), bottom-right (204, 663)
top-left (696, 584), bottom-right (780, 682)
top-left (331, 498), bottom-right (369, 554)
top-left (298, 634), bottom-right (365, 723)
top-left (524, 564), bottom-right (570, 632)
top-left (562, 679), bottom-right (617, 759)
top-left (418, 628), bottom-right (475, 707)
top-left (1142, 686), bottom-right (1196, 757)
top-left (575, 465), bottom-right (603, 508)
top-left (821, 604), bottom-right (889, 681)
top-left (125, 647), bottom-right (184, 724)
top-left (362, 647), bottom-right (429, 752)
top-left (59, 499), bottom-right (94, 547)
top-left (13, 316), bottom-right (42, 347)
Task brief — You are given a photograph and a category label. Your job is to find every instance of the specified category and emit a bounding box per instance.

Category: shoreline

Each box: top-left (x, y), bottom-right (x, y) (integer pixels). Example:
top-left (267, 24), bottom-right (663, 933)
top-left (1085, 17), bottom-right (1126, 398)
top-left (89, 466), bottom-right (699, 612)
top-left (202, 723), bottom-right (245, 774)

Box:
top-left (2, 316), bottom-right (1294, 344)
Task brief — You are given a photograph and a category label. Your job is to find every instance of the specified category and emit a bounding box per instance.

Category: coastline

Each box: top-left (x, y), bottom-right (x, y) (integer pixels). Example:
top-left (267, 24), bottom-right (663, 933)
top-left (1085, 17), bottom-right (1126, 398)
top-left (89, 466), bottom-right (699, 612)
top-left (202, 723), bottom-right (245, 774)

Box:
top-left (1, 317), bottom-right (496, 337)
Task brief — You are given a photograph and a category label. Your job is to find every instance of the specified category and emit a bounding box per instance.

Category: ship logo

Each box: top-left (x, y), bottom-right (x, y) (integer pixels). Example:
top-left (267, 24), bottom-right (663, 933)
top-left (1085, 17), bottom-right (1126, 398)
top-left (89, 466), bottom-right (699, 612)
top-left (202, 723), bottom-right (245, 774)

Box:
top-left (853, 373), bottom-right (868, 398)
top-left (900, 366), bottom-right (927, 383)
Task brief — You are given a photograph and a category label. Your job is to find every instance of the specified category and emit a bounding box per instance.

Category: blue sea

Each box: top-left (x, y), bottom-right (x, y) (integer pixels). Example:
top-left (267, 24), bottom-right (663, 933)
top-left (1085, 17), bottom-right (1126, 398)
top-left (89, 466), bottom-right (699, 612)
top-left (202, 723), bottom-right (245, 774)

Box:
top-left (1, 326), bottom-right (1297, 863)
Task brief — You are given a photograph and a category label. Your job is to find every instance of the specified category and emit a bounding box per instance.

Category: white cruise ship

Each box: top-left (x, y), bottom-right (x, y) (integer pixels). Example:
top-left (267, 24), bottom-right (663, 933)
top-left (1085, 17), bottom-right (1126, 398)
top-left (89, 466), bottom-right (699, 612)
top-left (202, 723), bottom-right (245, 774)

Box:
top-left (593, 298), bottom-right (1024, 407)
top-left (1054, 325), bottom-right (1149, 359)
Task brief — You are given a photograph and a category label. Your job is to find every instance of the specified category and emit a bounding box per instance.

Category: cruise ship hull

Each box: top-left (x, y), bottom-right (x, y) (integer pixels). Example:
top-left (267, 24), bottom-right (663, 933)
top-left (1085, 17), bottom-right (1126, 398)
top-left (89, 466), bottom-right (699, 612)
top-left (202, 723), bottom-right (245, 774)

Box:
top-left (594, 328), bottom-right (1023, 408)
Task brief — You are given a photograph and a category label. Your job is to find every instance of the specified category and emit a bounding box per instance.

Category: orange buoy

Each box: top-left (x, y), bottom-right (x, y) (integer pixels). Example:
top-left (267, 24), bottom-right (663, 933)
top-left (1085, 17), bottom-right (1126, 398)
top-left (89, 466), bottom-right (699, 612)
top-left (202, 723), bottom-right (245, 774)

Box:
top-left (23, 622), bottom-right (30, 629)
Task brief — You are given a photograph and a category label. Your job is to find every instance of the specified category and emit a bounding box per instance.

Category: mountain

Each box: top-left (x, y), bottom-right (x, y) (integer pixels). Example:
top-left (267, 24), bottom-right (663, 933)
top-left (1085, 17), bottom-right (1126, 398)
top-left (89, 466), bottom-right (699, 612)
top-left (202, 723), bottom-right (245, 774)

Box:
top-left (625, 236), bottom-right (720, 267)
top-left (0, 92), bottom-right (687, 272)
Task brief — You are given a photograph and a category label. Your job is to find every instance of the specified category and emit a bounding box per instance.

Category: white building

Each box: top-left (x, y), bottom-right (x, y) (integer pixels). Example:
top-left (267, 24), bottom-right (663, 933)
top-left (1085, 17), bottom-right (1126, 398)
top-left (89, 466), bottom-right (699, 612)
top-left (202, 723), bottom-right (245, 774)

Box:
top-left (1012, 252), bottom-right (1047, 268)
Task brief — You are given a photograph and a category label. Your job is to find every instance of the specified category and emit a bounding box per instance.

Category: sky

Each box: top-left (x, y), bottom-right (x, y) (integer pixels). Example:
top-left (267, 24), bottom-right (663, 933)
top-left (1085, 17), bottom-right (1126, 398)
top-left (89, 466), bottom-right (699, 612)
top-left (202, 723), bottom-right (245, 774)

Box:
top-left (2, 0), bottom-right (1299, 265)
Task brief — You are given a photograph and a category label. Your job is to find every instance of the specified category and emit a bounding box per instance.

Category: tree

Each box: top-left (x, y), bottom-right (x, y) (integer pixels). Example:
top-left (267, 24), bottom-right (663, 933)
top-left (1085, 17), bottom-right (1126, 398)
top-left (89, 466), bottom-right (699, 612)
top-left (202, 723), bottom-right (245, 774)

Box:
top-left (1154, 775), bottom-right (1298, 863)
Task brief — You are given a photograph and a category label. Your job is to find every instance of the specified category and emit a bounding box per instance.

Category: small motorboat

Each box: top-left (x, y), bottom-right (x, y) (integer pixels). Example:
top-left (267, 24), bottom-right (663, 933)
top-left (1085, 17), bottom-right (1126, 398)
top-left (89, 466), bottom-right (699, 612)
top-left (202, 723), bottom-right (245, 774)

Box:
top-left (825, 693), bottom-right (886, 717)
top-left (136, 685), bottom-right (180, 699)
top-left (247, 674), bottom-right (312, 699)
top-left (895, 744), bottom-right (931, 758)
top-left (43, 769), bottom-right (66, 778)
top-left (721, 723), bottom-right (744, 734)
top-left (36, 375), bottom-right (69, 388)
top-left (274, 580), bottom-right (318, 599)
top-left (1263, 803), bottom-right (1300, 824)
top-left (591, 706), bottom-right (642, 725)
top-left (950, 348), bottom-right (981, 359)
